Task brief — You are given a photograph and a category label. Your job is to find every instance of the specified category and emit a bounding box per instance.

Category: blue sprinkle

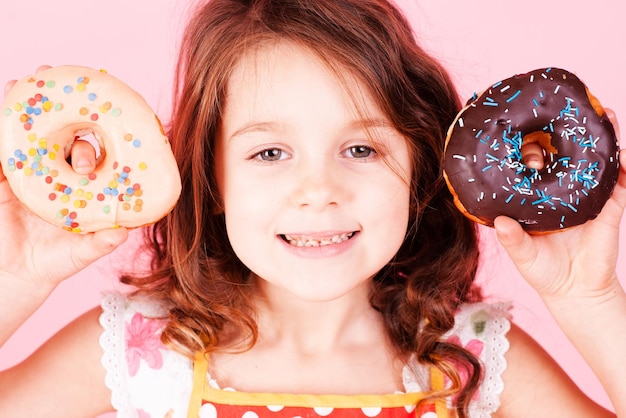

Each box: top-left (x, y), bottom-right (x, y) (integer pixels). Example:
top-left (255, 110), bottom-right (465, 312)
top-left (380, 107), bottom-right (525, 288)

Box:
top-left (532, 98), bottom-right (539, 107)
top-left (475, 129), bottom-right (483, 138)
top-left (532, 195), bottom-right (552, 205)
top-left (506, 194), bottom-right (514, 203)
top-left (506, 90), bottom-right (522, 103)
top-left (492, 81), bottom-right (503, 88)
top-left (88, 93), bottom-right (97, 101)
top-left (64, 187), bottom-right (72, 195)
top-left (63, 85), bottom-right (73, 93)
top-left (483, 101), bottom-right (499, 107)
top-left (132, 139), bottom-right (141, 148)
top-left (33, 108), bottom-right (42, 115)
top-left (482, 165), bottom-right (493, 172)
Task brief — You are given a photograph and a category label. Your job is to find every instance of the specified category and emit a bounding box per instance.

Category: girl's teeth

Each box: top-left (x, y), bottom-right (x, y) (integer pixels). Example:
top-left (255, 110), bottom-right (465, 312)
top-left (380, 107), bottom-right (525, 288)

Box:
top-left (284, 232), bottom-right (353, 247)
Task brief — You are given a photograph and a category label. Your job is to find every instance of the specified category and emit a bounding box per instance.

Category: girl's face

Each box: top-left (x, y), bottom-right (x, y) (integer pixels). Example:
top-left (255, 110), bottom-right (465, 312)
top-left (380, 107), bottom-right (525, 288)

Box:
top-left (215, 42), bottom-right (412, 303)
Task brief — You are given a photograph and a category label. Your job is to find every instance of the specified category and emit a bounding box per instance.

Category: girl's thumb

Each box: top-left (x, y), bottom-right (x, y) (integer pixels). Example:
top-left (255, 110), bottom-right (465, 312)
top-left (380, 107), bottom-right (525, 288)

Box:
top-left (493, 216), bottom-right (536, 271)
top-left (78, 227), bottom-right (129, 266)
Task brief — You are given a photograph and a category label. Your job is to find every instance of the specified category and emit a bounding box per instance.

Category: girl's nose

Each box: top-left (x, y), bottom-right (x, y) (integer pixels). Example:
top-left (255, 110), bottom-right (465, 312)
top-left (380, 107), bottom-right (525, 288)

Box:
top-left (289, 161), bottom-right (342, 210)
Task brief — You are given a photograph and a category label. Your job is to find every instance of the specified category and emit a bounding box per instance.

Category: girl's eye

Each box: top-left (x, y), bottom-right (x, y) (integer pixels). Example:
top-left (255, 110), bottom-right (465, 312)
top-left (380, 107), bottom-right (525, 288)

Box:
top-left (344, 145), bottom-right (376, 159)
top-left (254, 148), bottom-right (287, 162)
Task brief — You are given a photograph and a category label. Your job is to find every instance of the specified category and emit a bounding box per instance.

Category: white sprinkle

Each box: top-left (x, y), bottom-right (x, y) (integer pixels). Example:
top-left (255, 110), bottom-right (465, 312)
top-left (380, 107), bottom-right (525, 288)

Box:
top-left (533, 108), bottom-right (538, 118)
top-left (458, 118), bottom-right (464, 127)
top-left (468, 178), bottom-right (475, 182)
top-left (453, 154), bottom-right (466, 160)
top-left (554, 85), bottom-right (561, 94)
top-left (500, 85), bottom-right (511, 92)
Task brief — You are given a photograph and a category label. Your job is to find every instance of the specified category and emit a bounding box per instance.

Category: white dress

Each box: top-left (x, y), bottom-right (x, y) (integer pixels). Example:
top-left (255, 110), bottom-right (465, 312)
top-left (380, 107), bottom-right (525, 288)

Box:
top-left (99, 293), bottom-right (510, 418)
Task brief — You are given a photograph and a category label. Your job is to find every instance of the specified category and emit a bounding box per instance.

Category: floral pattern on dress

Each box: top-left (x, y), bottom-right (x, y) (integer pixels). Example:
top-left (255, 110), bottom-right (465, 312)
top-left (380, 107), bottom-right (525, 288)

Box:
top-left (126, 312), bottom-right (167, 376)
top-left (443, 335), bottom-right (484, 403)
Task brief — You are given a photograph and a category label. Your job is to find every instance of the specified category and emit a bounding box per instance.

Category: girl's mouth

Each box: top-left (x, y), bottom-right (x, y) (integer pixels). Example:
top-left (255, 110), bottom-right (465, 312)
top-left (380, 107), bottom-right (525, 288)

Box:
top-left (280, 232), bottom-right (355, 247)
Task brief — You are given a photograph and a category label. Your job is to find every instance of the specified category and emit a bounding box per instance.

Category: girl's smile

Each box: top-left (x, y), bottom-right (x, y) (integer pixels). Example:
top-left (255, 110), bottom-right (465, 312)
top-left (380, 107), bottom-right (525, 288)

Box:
top-left (278, 231), bottom-right (358, 259)
top-left (280, 231), bottom-right (356, 247)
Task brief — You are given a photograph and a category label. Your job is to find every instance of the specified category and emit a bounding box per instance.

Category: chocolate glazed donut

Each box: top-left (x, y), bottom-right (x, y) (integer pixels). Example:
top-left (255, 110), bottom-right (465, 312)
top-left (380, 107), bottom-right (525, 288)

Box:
top-left (443, 67), bottom-right (620, 234)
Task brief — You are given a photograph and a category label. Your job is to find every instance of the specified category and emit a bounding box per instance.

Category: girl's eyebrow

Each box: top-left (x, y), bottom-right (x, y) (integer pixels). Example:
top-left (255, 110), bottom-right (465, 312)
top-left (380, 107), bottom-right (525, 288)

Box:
top-left (348, 118), bottom-right (394, 130)
top-left (346, 118), bottom-right (403, 138)
top-left (228, 121), bottom-right (280, 142)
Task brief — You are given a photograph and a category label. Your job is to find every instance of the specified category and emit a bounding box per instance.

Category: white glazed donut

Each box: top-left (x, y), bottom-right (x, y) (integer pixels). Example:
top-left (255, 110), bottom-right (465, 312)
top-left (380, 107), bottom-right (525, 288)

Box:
top-left (0, 65), bottom-right (181, 233)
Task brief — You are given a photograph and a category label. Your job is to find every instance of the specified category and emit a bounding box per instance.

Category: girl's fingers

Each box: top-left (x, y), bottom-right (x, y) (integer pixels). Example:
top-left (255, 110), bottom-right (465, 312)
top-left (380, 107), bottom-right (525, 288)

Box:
top-left (3, 65), bottom-right (52, 98)
top-left (3, 80), bottom-right (16, 98)
top-left (605, 108), bottom-right (620, 142)
top-left (70, 140), bottom-right (98, 175)
top-left (80, 227), bottom-right (129, 264)
top-left (493, 215), bottom-right (538, 272)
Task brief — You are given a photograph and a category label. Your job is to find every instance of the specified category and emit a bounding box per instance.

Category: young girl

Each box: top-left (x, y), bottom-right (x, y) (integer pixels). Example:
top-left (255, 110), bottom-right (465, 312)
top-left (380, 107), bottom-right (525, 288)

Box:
top-left (1, 0), bottom-right (625, 417)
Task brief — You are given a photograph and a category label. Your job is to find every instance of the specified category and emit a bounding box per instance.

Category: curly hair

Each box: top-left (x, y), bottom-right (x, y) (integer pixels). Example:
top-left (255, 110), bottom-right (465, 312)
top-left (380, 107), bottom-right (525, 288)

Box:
top-left (122, 0), bottom-right (483, 415)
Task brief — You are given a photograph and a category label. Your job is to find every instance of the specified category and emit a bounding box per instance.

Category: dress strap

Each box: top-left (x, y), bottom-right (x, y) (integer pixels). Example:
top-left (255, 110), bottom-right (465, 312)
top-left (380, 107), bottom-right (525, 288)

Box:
top-left (188, 350), bottom-right (209, 418)
top-left (430, 367), bottom-right (452, 418)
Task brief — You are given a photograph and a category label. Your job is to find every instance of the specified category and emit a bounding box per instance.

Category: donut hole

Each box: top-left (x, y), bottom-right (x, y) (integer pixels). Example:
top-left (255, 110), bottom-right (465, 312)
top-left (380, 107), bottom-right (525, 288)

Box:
top-left (64, 128), bottom-right (106, 171)
top-left (521, 131), bottom-right (557, 170)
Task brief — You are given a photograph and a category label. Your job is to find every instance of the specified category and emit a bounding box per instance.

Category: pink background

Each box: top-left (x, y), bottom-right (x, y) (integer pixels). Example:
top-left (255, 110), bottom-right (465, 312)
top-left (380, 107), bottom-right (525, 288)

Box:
top-left (1, 0), bottom-right (624, 414)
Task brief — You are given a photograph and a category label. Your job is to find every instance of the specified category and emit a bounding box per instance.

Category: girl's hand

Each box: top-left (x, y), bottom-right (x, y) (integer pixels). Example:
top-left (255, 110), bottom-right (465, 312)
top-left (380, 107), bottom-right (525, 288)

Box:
top-left (0, 67), bottom-right (127, 290)
top-left (494, 109), bottom-right (626, 301)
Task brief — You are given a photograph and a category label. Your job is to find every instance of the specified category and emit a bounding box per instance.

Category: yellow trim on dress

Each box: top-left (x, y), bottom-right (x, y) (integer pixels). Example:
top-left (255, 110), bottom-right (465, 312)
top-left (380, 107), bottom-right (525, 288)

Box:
top-left (187, 351), bottom-right (452, 417)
